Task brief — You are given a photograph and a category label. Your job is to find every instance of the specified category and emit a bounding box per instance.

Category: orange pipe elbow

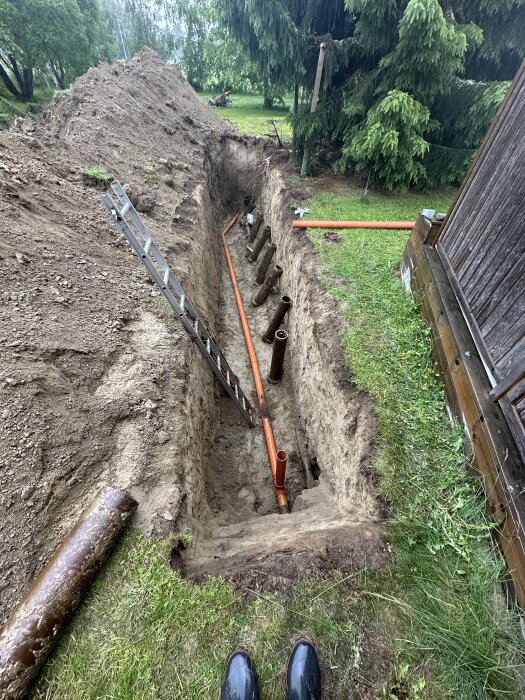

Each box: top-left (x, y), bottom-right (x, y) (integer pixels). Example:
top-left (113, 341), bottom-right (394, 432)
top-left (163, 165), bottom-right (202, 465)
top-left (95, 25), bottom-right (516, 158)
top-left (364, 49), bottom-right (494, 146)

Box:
top-left (292, 220), bottom-right (415, 230)
top-left (221, 214), bottom-right (289, 513)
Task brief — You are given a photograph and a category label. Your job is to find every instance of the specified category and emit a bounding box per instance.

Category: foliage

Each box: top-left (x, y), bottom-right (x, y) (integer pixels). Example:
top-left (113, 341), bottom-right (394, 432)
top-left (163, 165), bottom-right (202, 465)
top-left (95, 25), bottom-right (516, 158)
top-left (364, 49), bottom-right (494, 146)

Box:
top-left (339, 90), bottom-right (430, 190)
top-left (218, 0), bottom-right (523, 188)
top-left (104, 0), bottom-right (181, 61)
top-left (176, 0), bottom-right (260, 93)
top-left (306, 189), bottom-right (525, 697)
top-left (0, 0), bottom-right (114, 98)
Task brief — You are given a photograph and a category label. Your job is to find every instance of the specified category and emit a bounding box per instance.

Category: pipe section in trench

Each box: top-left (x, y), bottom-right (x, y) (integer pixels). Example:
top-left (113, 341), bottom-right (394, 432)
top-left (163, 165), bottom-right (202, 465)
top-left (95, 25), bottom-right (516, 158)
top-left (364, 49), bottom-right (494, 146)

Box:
top-left (292, 220), bottom-right (415, 230)
top-left (220, 214), bottom-right (289, 513)
top-left (0, 486), bottom-right (137, 700)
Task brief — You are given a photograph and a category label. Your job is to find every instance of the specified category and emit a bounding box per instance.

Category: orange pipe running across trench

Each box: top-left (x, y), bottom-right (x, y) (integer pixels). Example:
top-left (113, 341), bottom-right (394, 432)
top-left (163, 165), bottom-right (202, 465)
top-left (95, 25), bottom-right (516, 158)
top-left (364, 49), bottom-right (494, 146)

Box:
top-left (292, 220), bottom-right (415, 230)
top-left (220, 213), bottom-right (289, 514)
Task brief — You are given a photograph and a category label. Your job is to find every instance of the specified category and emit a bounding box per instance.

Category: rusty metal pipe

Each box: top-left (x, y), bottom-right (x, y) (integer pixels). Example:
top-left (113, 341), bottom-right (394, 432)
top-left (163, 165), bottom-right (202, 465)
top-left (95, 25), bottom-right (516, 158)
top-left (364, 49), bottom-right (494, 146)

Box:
top-left (275, 450), bottom-right (287, 489)
top-left (247, 225), bottom-right (271, 261)
top-left (262, 295), bottom-right (292, 344)
top-left (252, 265), bottom-right (283, 307)
top-left (292, 220), bottom-right (415, 230)
top-left (248, 209), bottom-right (264, 243)
top-left (220, 215), bottom-right (289, 514)
top-left (255, 242), bottom-right (277, 285)
top-left (0, 486), bottom-right (137, 700)
top-left (268, 329), bottom-right (288, 383)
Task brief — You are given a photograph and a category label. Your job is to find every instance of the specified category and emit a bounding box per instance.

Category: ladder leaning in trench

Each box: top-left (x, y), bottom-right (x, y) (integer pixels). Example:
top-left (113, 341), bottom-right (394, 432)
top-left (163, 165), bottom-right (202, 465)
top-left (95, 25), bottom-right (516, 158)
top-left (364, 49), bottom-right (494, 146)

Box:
top-left (101, 181), bottom-right (255, 428)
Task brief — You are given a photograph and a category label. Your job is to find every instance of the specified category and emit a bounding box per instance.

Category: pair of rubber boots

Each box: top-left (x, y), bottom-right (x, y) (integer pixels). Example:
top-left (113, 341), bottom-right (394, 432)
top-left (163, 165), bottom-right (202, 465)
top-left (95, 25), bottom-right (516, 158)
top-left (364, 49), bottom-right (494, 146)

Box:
top-left (221, 638), bottom-right (321, 699)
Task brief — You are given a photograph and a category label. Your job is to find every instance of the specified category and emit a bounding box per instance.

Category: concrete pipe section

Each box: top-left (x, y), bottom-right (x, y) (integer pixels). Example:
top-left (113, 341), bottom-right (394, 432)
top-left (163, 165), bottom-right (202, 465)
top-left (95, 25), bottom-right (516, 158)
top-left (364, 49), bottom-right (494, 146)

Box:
top-left (0, 486), bottom-right (138, 700)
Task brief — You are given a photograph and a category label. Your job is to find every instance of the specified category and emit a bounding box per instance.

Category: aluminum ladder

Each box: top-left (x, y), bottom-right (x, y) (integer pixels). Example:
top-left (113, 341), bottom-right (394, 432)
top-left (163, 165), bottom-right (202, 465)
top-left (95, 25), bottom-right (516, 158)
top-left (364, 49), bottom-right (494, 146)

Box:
top-left (101, 182), bottom-right (255, 427)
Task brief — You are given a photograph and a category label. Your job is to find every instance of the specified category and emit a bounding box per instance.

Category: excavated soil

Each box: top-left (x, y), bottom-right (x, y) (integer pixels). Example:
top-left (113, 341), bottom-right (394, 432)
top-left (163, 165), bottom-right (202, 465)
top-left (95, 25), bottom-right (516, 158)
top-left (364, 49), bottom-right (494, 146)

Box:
top-left (0, 49), bottom-right (388, 631)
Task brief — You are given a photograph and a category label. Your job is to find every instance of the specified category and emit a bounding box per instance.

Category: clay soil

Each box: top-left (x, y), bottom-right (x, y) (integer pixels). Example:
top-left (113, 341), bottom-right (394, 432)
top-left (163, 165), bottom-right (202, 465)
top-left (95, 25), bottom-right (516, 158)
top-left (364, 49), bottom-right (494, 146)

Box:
top-left (0, 49), bottom-right (387, 628)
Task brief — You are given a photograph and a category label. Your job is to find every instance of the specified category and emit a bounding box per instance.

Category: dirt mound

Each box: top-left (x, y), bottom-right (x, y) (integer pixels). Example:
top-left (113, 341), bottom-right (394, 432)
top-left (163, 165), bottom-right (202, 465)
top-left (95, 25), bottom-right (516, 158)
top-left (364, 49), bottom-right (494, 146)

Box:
top-left (0, 49), bottom-right (234, 624)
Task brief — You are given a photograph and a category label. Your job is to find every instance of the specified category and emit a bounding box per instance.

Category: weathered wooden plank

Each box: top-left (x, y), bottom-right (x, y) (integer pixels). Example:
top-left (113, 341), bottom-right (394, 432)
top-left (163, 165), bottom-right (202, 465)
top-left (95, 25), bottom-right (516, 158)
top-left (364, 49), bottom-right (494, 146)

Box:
top-left (403, 225), bottom-right (525, 607)
top-left (474, 252), bottom-right (525, 324)
top-left (440, 68), bottom-right (525, 260)
top-left (449, 133), bottom-right (525, 272)
top-left (485, 303), bottom-right (525, 367)
top-left (458, 179), bottom-right (525, 296)
top-left (480, 261), bottom-right (525, 338)
top-left (436, 60), bottom-right (525, 249)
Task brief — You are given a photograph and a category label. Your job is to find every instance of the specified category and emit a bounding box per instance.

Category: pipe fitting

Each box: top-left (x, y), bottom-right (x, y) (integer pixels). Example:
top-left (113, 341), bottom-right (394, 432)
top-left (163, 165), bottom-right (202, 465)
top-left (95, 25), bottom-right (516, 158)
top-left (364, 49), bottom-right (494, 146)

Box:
top-left (247, 225), bottom-right (271, 261)
top-left (252, 265), bottom-right (283, 307)
top-left (262, 295), bottom-right (292, 343)
top-left (255, 242), bottom-right (277, 284)
top-left (275, 450), bottom-right (287, 488)
top-left (268, 329), bottom-right (288, 383)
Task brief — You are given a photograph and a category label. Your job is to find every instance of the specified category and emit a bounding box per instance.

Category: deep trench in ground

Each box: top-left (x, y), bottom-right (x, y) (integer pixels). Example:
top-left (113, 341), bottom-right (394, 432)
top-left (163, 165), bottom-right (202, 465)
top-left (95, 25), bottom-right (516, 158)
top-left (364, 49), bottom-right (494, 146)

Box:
top-left (172, 139), bottom-right (388, 590)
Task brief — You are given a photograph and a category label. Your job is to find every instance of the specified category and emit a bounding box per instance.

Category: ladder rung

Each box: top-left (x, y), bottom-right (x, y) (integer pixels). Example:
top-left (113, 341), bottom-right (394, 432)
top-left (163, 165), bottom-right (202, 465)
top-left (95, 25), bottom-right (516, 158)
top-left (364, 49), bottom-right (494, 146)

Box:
top-left (121, 202), bottom-right (131, 216)
top-left (163, 268), bottom-right (170, 286)
top-left (180, 293), bottom-right (185, 313)
top-left (143, 238), bottom-right (152, 256)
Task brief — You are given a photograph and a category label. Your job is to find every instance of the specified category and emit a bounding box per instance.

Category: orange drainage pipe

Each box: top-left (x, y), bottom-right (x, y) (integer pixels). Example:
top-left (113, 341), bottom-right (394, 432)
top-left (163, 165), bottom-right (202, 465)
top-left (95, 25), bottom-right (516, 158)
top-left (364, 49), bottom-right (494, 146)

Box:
top-left (221, 213), bottom-right (289, 514)
top-left (292, 220), bottom-right (415, 230)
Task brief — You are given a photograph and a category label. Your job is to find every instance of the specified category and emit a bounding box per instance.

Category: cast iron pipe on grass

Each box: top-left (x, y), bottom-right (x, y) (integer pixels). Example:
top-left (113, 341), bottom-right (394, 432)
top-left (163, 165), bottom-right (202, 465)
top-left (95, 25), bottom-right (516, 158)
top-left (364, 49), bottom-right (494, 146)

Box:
top-left (221, 214), bottom-right (289, 513)
top-left (292, 220), bottom-right (415, 230)
top-left (0, 486), bottom-right (137, 700)
top-left (263, 295), bottom-right (292, 344)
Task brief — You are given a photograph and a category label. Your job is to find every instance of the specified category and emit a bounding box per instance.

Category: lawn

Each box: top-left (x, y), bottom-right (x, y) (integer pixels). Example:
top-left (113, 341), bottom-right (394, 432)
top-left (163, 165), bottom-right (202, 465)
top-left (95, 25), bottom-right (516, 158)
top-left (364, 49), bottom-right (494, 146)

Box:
top-left (199, 92), bottom-right (293, 140)
top-left (31, 187), bottom-right (525, 700)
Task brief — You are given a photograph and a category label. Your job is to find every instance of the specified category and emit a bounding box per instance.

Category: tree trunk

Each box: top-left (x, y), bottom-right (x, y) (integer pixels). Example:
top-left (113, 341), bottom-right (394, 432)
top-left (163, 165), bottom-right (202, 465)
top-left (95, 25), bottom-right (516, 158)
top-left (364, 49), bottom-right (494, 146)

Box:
top-left (294, 82), bottom-right (299, 114)
top-left (263, 77), bottom-right (273, 109)
top-left (0, 61), bottom-right (22, 98)
top-left (22, 67), bottom-right (33, 100)
top-left (51, 62), bottom-right (66, 90)
top-left (7, 54), bottom-right (33, 100)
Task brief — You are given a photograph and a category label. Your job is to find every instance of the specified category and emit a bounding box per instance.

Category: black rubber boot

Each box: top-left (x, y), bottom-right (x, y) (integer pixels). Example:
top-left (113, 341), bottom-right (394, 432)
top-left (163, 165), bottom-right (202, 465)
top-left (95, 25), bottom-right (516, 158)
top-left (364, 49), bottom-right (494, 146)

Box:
top-left (286, 638), bottom-right (321, 700)
top-left (221, 648), bottom-right (260, 700)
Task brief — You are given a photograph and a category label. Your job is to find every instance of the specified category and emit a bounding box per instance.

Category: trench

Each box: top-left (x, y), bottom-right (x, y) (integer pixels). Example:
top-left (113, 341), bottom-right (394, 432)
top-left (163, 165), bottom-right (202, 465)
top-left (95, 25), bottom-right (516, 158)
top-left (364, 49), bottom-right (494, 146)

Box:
top-left (173, 138), bottom-right (385, 587)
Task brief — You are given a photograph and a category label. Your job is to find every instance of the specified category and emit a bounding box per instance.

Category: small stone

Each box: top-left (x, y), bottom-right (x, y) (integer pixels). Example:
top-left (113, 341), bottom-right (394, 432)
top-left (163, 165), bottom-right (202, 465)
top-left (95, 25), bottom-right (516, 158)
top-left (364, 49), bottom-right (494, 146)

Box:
top-left (157, 431), bottom-right (170, 445)
top-left (21, 485), bottom-right (35, 500)
top-left (162, 510), bottom-right (174, 521)
top-left (144, 399), bottom-right (157, 411)
top-left (15, 252), bottom-right (30, 265)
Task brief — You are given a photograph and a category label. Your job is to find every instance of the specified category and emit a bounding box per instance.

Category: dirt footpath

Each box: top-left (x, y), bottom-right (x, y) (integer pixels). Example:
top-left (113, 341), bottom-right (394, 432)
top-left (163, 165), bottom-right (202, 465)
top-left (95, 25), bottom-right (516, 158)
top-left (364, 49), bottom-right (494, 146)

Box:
top-left (0, 48), bottom-right (233, 624)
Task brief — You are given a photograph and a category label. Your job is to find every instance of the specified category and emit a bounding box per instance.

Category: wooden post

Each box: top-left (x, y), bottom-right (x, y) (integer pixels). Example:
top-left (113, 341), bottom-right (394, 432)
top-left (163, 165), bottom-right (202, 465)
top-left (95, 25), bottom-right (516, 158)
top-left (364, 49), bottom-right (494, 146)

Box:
top-left (300, 43), bottom-right (326, 177)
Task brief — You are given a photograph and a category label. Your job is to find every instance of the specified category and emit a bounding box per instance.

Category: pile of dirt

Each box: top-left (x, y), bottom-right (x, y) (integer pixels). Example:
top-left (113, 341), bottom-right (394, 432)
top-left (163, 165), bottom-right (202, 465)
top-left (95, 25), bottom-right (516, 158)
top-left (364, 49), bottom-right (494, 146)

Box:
top-left (0, 48), bottom-right (235, 624)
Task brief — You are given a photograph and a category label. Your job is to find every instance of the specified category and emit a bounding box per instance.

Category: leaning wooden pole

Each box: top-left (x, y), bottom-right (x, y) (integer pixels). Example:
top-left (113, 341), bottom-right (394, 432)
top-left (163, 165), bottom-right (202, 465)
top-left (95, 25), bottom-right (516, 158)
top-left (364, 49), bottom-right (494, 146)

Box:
top-left (0, 486), bottom-right (138, 700)
top-left (300, 42), bottom-right (326, 177)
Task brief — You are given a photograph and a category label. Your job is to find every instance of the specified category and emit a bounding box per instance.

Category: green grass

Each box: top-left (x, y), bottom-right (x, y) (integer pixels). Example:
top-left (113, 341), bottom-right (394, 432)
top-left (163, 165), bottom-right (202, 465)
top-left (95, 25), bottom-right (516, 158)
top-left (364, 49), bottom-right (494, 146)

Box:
top-left (199, 92), bottom-right (293, 139)
top-left (31, 186), bottom-right (525, 699)
top-left (0, 84), bottom-right (54, 129)
top-left (306, 189), bottom-right (525, 697)
top-left (31, 534), bottom-right (368, 700)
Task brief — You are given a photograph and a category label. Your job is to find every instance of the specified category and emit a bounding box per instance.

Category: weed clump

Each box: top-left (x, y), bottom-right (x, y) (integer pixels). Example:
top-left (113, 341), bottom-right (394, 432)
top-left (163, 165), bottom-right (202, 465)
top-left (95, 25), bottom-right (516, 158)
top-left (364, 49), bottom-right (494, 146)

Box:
top-left (81, 167), bottom-right (114, 188)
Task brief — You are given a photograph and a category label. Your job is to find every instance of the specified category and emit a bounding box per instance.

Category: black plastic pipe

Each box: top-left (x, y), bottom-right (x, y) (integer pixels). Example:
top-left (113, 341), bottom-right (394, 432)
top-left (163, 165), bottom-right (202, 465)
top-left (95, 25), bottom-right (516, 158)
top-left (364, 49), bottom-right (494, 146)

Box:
top-left (251, 265), bottom-right (283, 307)
top-left (256, 243), bottom-right (277, 284)
top-left (0, 486), bottom-right (138, 700)
top-left (247, 225), bottom-right (271, 262)
top-left (262, 295), bottom-right (292, 343)
top-left (268, 330), bottom-right (288, 383)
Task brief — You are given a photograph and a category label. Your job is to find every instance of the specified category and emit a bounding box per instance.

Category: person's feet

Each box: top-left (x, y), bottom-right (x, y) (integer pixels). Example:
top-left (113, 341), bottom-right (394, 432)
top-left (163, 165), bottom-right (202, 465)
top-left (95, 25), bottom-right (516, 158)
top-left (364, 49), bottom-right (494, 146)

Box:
top-left (220, 648), bottom-right (260, 700)
top-left (286, 638), bottom-right (321, 700)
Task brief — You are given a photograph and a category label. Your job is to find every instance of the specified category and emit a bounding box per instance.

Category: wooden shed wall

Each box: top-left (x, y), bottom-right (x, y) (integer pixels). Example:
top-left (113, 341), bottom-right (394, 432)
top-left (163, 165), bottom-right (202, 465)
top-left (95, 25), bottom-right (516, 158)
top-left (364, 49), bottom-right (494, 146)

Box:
top-left (437, 60), bottom-right (525, 461)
